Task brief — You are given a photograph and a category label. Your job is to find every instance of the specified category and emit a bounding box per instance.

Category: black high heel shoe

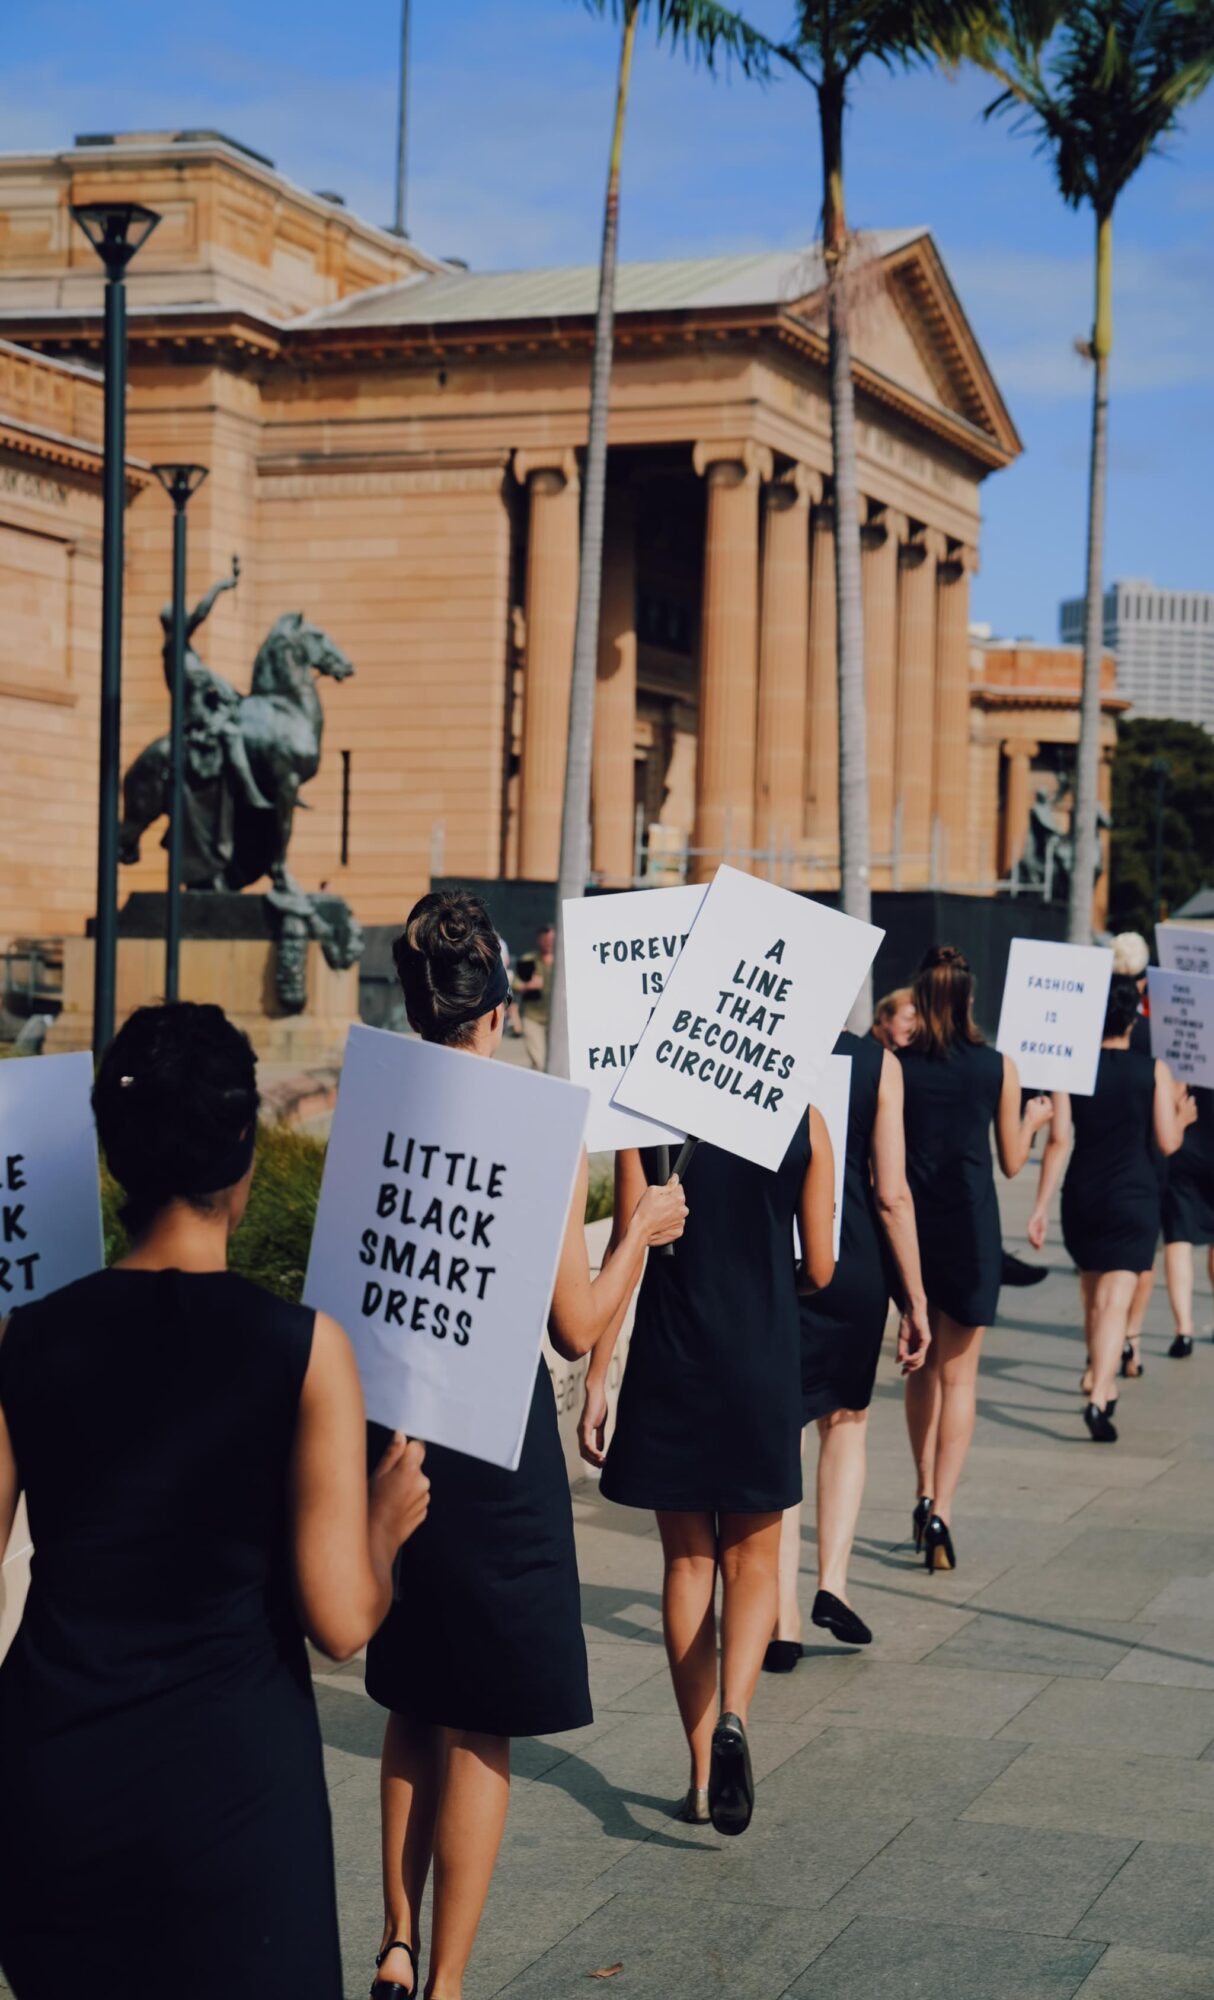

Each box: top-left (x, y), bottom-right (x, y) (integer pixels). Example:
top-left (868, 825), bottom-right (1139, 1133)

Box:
top-left (923, 1515), bottom-right (955, 1573)
top-left (912, 1496), bottom-right (933, 1553)
top-left (1083, 1401), bottom-right (1118, 1443)
top-left (1120, 1340), bottom-right (1144, 1379)
top-left (1169, 1333), bottom-right (1194, 1359)
top-left (371, 1939), bottom-right (418, 1998)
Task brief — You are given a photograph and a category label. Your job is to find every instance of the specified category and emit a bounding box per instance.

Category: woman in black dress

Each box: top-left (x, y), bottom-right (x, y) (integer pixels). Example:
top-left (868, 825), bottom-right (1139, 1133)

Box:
top-left (1030, 976), bottom-right (1194, 1437)
top-left (767, 1030), bottom-right (931, 1664)
top-left (367, 892), bottom-right (686, 2000)
top-left (1163, 1090), bottom-right (1214, 1354)
top-left (901, 947), bottom-right (1053, 1569)
top-left (579, 1112), bottom-right (835, 1836)
top-left (0, 1003), bottom-right (430, 2000)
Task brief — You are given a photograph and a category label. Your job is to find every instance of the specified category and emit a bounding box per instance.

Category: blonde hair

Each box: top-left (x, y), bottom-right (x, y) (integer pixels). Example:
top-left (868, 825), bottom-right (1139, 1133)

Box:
top-left (1111, 932), bottom-right (1150, 978)
top-left (874, 986), bottom-right (913, 1027)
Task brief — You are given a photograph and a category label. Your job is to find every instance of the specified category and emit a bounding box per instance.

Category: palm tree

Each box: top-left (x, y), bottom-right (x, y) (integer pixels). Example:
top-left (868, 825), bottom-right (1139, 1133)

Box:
top-left (967, 1), bottom-right (1214, 943)
top-left (546, 0), bottom-right (780, 1078)
top-left (783, 2), bottom-right (998, 1021)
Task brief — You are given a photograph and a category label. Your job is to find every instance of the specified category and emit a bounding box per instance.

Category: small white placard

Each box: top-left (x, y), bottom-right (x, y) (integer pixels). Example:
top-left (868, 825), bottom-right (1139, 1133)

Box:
top-left (304, 1026), bottom-right (589, 1470)
top-left (0, 1052), bottom-right (104, 1307)
top-left (614, 867), bottom-right (882, 1172)
top-left (1157, 925), bottom-right (1214, 980)
top-left (564, 884), bottom-right (705, 1151)
top-left (1147, 966), bottom-right (1214, 1086)
top-left (995, 938), bottom-right (1113, 1096)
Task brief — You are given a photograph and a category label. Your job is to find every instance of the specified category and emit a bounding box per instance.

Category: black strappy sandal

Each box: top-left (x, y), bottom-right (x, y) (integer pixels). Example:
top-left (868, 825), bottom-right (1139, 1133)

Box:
top-left (371, 1939), bottom-right (419, 1998)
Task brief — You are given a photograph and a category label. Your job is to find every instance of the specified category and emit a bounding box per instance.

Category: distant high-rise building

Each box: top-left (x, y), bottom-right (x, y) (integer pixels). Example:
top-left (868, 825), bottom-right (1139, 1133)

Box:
top-left (1060, 581), bottom-right (1214, 732)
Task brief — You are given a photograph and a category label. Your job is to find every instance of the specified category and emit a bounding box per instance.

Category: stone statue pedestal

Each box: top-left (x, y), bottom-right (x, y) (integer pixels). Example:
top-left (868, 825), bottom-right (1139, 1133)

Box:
top-left (47, 892), bottom-right (361, 1065)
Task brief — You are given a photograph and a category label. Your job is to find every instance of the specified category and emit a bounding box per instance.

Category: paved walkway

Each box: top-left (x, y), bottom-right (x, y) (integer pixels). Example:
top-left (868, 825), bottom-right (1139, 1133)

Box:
top-left (318, 1169), bottom-right (1214, 2000)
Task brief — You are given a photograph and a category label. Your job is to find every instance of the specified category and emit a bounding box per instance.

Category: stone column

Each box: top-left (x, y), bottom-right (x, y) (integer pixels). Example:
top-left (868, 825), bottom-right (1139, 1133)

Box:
top-left (894, 527), bottom-right (946, 886)
top-left (862, 507), bottom-right (908, 884)
top-left (1001, 738), bottom-right (1040, 878)
top-left (691, 439), bottom-right (772, 880)
top-left (804, 498), bottom-right (838, 873)
top-left (591, 496), bottom-right (637, 887)
top-left (755, 465), bottom-right (819, 875)
top-left (514, 448), bottom-right (580, 882)
top-left (933, 545), bottom-right (979, 886)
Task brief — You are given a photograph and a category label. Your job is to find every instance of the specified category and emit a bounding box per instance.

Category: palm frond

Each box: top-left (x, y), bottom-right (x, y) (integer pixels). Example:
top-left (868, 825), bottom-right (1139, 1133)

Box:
top-left (578, 0), bottom-right (789, 77)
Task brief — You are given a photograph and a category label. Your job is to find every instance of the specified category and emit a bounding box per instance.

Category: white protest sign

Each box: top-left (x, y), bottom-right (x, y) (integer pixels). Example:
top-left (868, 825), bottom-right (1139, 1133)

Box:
top-left (1147, 966), bottom-right (1214, 1087)
top-left (564, 884), bottom-right (705, 1150)
top-left (0, 1052), bottom-right (104, 1307)
top-left (995, 938), bottom-right (1112, 1096)
top-left (304, 1026), bottom-right (589, 1470)
top-left (1157, 925), bottom-right (1214, 980)
top-left (794, 1052), bottom-right (851, 1263)
top-left (613, 866), bottom-right (883, 1173)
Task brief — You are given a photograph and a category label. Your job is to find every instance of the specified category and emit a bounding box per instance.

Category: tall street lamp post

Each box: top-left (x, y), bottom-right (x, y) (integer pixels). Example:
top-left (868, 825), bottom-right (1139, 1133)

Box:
top-left (71, 200), bottom-right (161, 1058)
top-left (151, 464), bottom-right (209, 1003)
top-left (1152, 753), bottom-right (1171, 927)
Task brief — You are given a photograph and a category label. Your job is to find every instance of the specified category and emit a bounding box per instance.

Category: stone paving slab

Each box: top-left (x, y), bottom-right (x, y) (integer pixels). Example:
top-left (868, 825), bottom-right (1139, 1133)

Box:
top-left (963, 1740), bottom-right (1214, 1847)
top-left (783, 1915), bottom-right (1104, 2000)
top-left (1072, 1941), bottom-right (1214, 1996)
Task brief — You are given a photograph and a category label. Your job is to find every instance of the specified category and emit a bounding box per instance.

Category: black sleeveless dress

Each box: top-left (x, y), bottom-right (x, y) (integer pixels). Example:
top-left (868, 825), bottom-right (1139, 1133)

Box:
top-left (1063, 1047), bottom-right (1162, 1273)
top-left (801, 1032), bottom-right (892, 1420)
top-left (899, 1040), bottom-right (1005, 1328)
top-left (600, 1119), bottom-right (812, 1515)
top-left (1163, 1089), bottom-right (1214, 1247)
top-left (0, 1269), bottom-right (341, 2000)
top-left (365, 1360), bottom-right (591, 1738)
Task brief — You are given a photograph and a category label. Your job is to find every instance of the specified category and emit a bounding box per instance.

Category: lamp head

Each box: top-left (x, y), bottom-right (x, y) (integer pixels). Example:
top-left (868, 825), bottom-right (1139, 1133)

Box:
top-left (71, 202), bottom-right (161, 274)
top-left (151, 463), bottom-right (209, 506)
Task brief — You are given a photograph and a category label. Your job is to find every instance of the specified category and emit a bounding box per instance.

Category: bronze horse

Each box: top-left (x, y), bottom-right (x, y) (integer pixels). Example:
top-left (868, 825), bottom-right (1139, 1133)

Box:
top-left (119, 611), bottom-right (354, 899)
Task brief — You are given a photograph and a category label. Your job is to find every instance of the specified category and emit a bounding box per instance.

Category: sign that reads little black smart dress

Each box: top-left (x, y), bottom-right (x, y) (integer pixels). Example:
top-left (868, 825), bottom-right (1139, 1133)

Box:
top-left (613, 867), bottom-right (883, 1173)
top-left (564, 884), bottom-right (705, 1151)
top-left (995, 939), bottom-right (1113, 1096)
top-left (304, 1026), bottom-right (589, 1470)
top-left (0, 1051), bottom-right (103, 1306)
top-left (1147, 966), bottom-right (1214, 1087)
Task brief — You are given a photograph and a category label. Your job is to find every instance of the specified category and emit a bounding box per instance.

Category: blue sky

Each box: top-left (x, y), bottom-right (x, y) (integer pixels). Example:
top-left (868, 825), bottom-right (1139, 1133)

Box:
top-left (7, 0), bottom-right (1212, 640)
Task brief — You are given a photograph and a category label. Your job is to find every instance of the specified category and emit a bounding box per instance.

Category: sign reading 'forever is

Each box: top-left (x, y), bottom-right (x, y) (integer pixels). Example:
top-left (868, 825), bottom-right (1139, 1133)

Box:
top-left (615, 867), bottom-right (882, 1172)
top-left (995, 938), bottom-right (1113, 1096)
top-left (0, 1051), bottom-right (103, 1306)
top-left (305, 1026), bottom-right (589, 1469)
top-left (1157, 925), bottom-right (1214, 981)
top-left (564, 884), bottom-right (705, 1150)
top-left (1147, 966), bottom-right (1214, 1087)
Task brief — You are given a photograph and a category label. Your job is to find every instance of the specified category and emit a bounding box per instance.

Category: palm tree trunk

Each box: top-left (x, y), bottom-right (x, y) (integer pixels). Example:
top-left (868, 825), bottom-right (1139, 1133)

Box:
top-left (820, 73), bottom-right (872, 1022)
top-left (1069, 207), bottom-right (1112, 945)
top-left (546, 4), bottom-right (637, 1078)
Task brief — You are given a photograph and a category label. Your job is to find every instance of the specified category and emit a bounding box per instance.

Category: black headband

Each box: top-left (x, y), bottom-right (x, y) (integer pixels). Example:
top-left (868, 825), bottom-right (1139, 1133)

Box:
top-left (443, 952), bottom-right (511, 1029)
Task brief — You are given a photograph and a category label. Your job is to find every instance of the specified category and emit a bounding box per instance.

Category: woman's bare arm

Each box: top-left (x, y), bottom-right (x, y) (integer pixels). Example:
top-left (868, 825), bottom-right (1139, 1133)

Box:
top-left (798, 1106), bottom-right (836, 1294)
top-left (0, 1321), bottom-right (18, 1561)
top-left (1154, 1060), bottom-right (1193, 1156)
top-left (289, 1312), bottom-right (429, 1662)
top-left (549, 1147), bottom-right (685, 1364)
top-left (996, 1054), bottom-right (1054, 1177)
top-left (870, 1052), bottom-right (929, 1349)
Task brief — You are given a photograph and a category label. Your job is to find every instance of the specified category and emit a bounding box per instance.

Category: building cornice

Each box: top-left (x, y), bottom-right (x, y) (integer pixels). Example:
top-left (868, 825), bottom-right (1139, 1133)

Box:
top-left (971, 685), bottom-right (1131, 714)
top-left (0, 413), bottom-right (150, 487)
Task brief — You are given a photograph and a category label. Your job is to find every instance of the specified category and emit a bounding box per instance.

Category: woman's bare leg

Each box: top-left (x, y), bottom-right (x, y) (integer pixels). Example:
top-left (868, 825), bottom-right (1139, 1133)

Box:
top-left (1079, 1271), bottom-right (1096, 1393)
top-left (773, 1501), bottom-right (804, 1643)
top-left (380, 1712), bottom-right (441, 1995)
top-left (718, 1511), bottom-right (782, 1722)
top-left (930, 1314), bottom-right (985, 1527)
top-left (1125, 1265), bottom-right (1155, 1368)
top-left (816, 1409), bottom-right (869, 1601)
top-left (1166, 1240), bottom-right (1195, 1336)
top-left (656, 1509), bottom-right (719, 1789)
top-left (426, 1729), bottom-right (511, 2000)
top-left (1088, 1269), bottom-right (1137, 1412)
top-left (904, 1306), bottom-right (943, 1500)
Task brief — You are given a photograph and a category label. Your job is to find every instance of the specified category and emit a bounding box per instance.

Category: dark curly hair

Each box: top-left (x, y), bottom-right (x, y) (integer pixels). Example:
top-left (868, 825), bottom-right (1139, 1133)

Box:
top-left (911, 944), bottom-right (984, 1058)
top-left (1104, 974), bottom-right (1143, 1040)
top-left (93, 1003), bottom-right (259, 1237)
top-left (393, 890), bottom-right (503, 1046)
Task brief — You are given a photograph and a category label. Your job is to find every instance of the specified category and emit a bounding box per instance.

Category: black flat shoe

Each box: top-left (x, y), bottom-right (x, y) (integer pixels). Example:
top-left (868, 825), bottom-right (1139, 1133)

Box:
top-left (912, 1496), bottom-right (933, 1553)
top-left (708, 1712), bottom-right (754, 1837)
top-left (811, 1589), bottom-right (872, 1646)
top-left (923, 1516), bottom-right (955, 1573)
top-left (1000, 1250), bottom-right (1048, 1288)
top-left (371, 1939), bottom-right (418, 1998)
top-left (1084, 1401), bottom-right (1118, 1443)
top-left (761, 1639), bottom-right (803, 1674)
top-left (1170, 1333), bottom-right (1194, 1359)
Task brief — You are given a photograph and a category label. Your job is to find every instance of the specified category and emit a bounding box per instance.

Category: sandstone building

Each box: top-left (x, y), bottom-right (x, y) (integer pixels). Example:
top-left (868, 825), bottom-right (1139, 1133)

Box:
top-left (0, 131), bottom-right (1119, 980)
